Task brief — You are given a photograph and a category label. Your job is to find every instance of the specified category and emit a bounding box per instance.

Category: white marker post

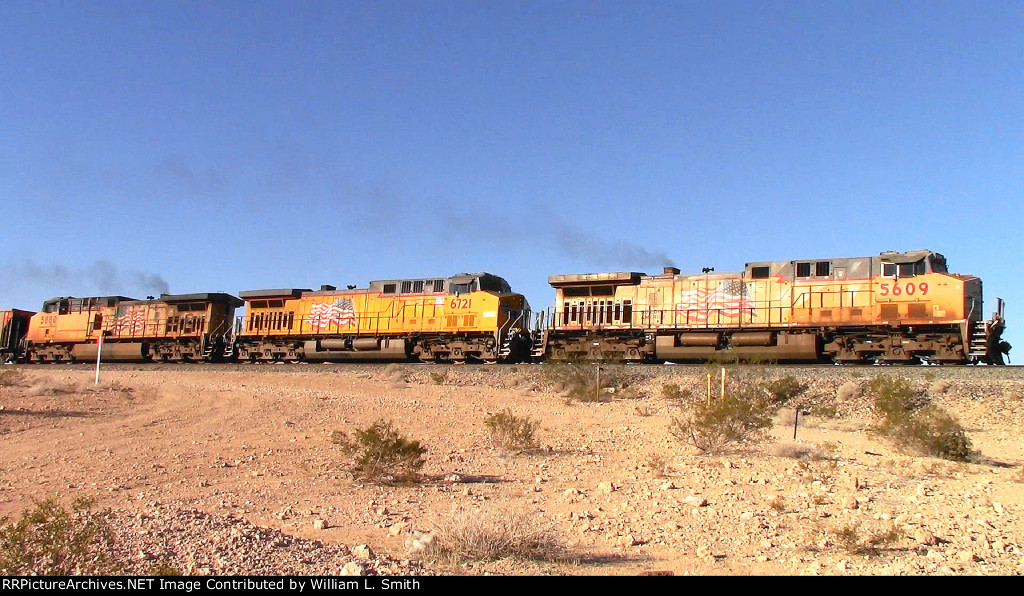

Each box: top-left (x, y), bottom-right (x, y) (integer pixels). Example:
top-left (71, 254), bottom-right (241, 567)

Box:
top-left (95, 333), bottom-right (104, 385)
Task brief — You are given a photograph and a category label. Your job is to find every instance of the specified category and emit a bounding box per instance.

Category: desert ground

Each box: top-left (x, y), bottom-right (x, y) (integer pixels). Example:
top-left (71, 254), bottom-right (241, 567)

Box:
top-left (1, 362), bottom-right (1023, 576)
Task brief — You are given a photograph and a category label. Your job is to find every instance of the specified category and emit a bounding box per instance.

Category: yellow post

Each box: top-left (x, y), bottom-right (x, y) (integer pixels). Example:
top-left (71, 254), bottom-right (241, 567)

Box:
top-left (706, 373), bottom-right (712, 404)
top-left (720, 367), bottom-right (726, 399)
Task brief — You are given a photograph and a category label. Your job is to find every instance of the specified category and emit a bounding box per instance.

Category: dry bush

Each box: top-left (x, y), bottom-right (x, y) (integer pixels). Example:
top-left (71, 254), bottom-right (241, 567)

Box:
top-left (331, 419), bottom-right (426, 483)
top-left (384, 363), bottom-right (408, 388)
top-left (428, 508), bottom-right (564, 563)
top-left (483, 409), bottom-right (539, 451)
top-left (634, 404), bottom-right (656, 417)
top-left (646, 454), bottom-right (669, 478)
top-left (762, 375), bottom-right (808, 405)
top-left (868, 376), bottom-right (972, 461)
top-left (772, 442), bottom-right (831, 461)
top-left (661, 383), bottom-right (691, 403)
top-left (668, 367), bottom-right (801, 454)
top-left (0, 496), bottom-right (117, 575)
top-left (542, 362), bottom-right (624, 402)
top-left (26, 377), bottom-right (76, 396)
top-left (669, 383), bottom-right (775, 454)
top-left (927, 380), bottom-right (953, 397)
top-left (0, 368), bottom-right (26, 387)
top-left (836, 381), bottom-right (863, 403)
top-left (832, 522), bottom-right (903, 556)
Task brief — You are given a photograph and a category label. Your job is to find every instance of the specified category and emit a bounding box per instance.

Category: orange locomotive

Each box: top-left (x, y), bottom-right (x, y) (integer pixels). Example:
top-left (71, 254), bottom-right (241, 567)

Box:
top-left (23, 293), bottom-right (242, 363)
top-left (537, 250), bottom-right (1009, 364)
top-left (232, 272), bottom-right (532, 363)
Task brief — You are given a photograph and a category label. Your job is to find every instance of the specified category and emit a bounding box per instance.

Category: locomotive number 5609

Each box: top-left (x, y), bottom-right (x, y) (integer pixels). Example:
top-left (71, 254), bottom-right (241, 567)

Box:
top-left (879, 282), bottom-right (929, 297)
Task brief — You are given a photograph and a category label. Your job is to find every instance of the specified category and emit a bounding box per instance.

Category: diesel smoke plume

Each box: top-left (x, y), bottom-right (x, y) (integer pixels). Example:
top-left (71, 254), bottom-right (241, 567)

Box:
top-left (8, 260), bottom-right (170, 297)
top-left (549, 218), bottom-right (675, 269)
top-left (443, 207), bottom-right (675, 270)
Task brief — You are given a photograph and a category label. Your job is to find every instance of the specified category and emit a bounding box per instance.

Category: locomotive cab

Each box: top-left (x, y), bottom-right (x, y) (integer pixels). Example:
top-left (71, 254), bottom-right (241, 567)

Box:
top-left (879, 250), bottom-right (947, 277)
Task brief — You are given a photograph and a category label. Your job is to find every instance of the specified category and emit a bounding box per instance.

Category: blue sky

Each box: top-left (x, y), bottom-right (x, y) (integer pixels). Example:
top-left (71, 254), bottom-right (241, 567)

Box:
top-left (2, 1), bottom-right (1022, 357)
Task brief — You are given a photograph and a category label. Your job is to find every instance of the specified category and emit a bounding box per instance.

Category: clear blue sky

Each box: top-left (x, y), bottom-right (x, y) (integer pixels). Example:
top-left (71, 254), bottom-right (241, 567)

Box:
top-left (2, 1), bottom-right (1022, 358)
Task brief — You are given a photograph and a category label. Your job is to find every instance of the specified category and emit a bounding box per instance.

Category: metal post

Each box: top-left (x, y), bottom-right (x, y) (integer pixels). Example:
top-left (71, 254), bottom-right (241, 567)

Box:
top-left (793, 408), bottom-right (799, 440)
top-left (706, 373), bottom-right (712, 404)
top-left (94, 333), bottom-right (104, 385)
top-left (720, 367), bottom-right (726, 399)
top-left (596, 366), bottom-right (602, 401)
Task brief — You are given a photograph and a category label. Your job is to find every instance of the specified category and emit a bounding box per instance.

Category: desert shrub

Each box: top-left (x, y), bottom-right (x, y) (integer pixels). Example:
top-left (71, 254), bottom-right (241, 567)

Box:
top-left (634, 404), bottom-right (655, 417)
top-left (669, 383), bottom-right (776, 454)
top-left (0, 368), bottom-right (26, 387)
top-left (428, 370), bottom-right (448, 385)
top-left (646, 454), bottom-right (669, 478)
top-left (383, 363), bottom-right (407, 388)
top-left (428, 508), bottom-right (563, 563)
top-left (483, 409), bottom-right (539, 450)
top-left (772, 442), bottom-right (833, 461)
top-left (836, 381), bottom-right (863, 402)
top-left (832, 522), bottom-right (903, 556)
top-left (661, 383), bottom-right (691, 402)
top-left (0, 496), bottom-right (117, 575)
top-left (762, 375), bottom-right (807, 405)
top-left (542, 362), bottom-right (625, 402)
top-left (868, 376), bottom-right (972, 461)
top-left (869, 376), bottom-right (930, 415)
top-left (331, 419), bottom-right (427, 483)
top-left (927, 380), bottom-right (953, 397)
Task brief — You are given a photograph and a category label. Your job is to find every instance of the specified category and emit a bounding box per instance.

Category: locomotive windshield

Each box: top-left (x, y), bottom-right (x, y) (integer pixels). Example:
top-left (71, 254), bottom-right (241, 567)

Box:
top-left (882, 259), bottom-right (927, 277)
top-left (478, 275), bottom-right (511, 294)
top-left (450, 274), bottom-right (511, 295)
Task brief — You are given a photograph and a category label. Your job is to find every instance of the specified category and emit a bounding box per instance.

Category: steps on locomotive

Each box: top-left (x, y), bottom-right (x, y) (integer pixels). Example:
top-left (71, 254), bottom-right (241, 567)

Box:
top-left (530, 329), bottom-right (549, 359)
top-left (497, 336), bottom-right (512, 358)
top-left (968, 322), bottom-right (989, 357)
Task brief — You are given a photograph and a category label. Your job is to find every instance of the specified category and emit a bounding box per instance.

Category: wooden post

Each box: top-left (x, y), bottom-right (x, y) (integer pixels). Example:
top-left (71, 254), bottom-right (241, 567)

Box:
top-left (706, 373), bottom-right (712, 404)
top-left (720, 367), bottom-right (726, 399)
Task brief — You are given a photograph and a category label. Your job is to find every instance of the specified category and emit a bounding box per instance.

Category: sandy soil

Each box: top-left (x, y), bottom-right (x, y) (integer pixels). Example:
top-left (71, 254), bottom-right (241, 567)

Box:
top-left (1, 363), bottom-right (1023, 576)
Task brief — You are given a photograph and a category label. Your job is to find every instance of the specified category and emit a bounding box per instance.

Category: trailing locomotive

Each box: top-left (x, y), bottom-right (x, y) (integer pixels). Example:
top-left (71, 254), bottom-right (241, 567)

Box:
top-left (535, 249), bottom-right (1009, 365)
top-left (21, 293), bottom-right (242, 363)
top-left (232, 272), bottom-right (532, 363)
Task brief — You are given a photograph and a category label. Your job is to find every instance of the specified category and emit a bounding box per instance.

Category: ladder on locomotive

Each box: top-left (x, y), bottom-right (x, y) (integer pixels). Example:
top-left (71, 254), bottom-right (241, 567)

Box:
top-left (967, 321), bottom-right (990, 359)
top-left (529, 310), bottom-right (549, 360)
top-left (497, 309), bottom-right (529, 359)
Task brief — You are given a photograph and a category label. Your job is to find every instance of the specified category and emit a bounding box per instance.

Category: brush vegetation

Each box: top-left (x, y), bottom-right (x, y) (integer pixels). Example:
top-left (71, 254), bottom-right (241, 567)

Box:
top-left (868, 376), bottom-right (972, 461)
top-left (331, 419), bottom-right (427, 483)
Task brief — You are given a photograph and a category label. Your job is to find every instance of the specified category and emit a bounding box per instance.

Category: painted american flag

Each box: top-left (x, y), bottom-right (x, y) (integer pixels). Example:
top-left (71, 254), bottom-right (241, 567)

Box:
top-left (114, 306), bottom-right (147, 334)
top-left (676, 279), bottom-right (756, 322)
top-left (309, 298), bottom-right (357, 330)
